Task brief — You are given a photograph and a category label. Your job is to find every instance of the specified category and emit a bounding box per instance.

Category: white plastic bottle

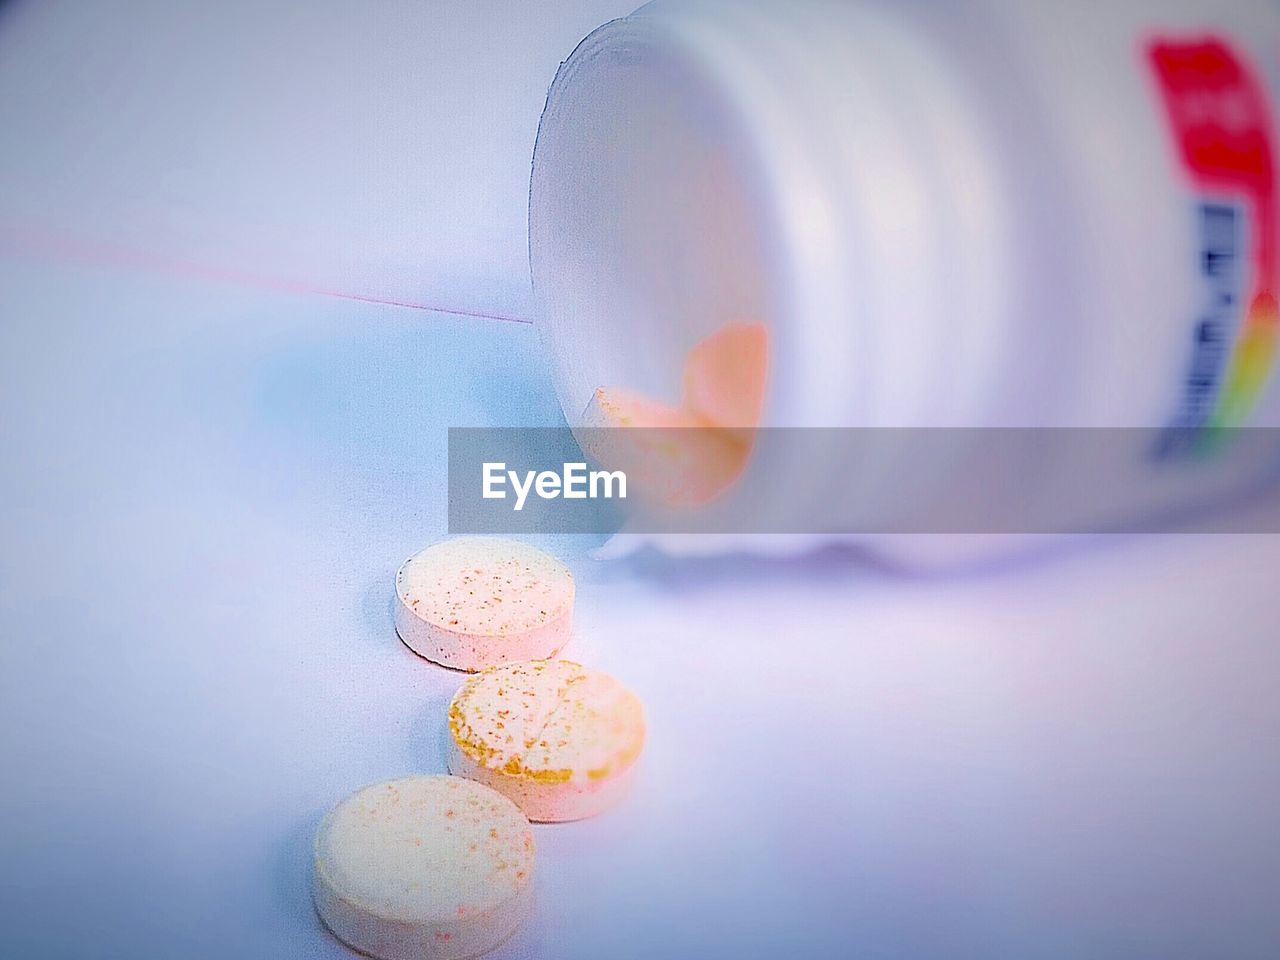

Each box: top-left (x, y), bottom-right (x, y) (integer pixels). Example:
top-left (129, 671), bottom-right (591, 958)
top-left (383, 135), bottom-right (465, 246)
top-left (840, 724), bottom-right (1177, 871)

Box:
top-left (527, 0), bottom-right (1280, 551)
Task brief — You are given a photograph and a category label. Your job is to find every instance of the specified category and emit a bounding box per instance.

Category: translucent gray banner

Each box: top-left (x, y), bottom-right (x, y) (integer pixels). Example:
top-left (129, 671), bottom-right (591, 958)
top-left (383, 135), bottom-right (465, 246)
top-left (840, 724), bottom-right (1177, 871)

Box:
top-left (447, 427), bottom-right (1280, 534)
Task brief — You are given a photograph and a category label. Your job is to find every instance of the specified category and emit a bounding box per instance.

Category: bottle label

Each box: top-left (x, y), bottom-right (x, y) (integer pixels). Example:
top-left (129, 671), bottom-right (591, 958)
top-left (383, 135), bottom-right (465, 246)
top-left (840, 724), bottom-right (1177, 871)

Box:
top-left (1147, 36), bottom-right (1278, 450)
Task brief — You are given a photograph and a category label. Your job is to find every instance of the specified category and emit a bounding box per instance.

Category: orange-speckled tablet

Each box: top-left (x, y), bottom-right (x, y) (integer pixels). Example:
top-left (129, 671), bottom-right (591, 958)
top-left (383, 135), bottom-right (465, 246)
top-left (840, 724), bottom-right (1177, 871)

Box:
top-left (447, 660), bottom-right (646, 822)
top-left (681, 322), bottom-right (769, 430)
top-left (312, 775), bottom-right (535, 960)
top-left (396, 538), bottom-right (574, 672)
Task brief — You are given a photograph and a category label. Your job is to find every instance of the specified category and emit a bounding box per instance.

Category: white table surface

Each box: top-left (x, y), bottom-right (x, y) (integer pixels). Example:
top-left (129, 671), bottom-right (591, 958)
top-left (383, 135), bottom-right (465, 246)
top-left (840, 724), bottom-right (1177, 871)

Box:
top-left (1, 254), bottom-right (1278, 960)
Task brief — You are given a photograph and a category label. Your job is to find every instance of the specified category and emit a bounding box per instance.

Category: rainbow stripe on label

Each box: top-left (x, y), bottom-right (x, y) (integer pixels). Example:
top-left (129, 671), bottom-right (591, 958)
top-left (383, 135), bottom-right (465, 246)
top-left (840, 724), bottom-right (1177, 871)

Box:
top-left (1211, 291), bottom-right (1278, 428)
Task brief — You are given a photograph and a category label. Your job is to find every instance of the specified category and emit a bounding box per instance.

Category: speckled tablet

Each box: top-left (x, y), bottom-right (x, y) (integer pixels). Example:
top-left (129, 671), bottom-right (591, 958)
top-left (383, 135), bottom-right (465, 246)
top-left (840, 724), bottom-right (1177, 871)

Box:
top-left (447, 660), bottom-right (646, 822)
top-left (395, 538), bottom-right (574, 672)
top-left (313, 775), bottom-right (535, 960)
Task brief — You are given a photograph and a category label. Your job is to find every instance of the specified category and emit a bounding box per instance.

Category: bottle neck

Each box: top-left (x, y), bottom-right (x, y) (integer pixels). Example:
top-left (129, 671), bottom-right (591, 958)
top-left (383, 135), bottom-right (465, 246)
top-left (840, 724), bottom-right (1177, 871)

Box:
top-left (532, 0), bottom-right (1015, 432)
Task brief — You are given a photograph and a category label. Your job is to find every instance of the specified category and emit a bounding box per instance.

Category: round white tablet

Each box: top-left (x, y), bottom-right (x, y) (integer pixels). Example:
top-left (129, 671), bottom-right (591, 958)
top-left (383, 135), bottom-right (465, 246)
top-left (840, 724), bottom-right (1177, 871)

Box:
top-left (313, 775), bottom-right (535, 960)
top-left (447, 660), bottom-right (646, 822)
top-left (395, 538), bottom-right (574, 672)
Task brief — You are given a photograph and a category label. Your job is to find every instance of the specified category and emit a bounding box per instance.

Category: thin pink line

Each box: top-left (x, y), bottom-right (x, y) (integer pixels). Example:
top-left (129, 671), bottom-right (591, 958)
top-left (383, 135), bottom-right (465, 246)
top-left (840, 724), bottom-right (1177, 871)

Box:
top-left (0, 225), bottom-right (535, 325)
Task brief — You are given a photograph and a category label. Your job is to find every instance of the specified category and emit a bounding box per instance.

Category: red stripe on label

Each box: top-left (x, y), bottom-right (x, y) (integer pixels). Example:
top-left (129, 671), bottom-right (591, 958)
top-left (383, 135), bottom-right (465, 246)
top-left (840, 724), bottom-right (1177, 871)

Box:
top-left (1148, 37), bottom-right (1276, 288)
